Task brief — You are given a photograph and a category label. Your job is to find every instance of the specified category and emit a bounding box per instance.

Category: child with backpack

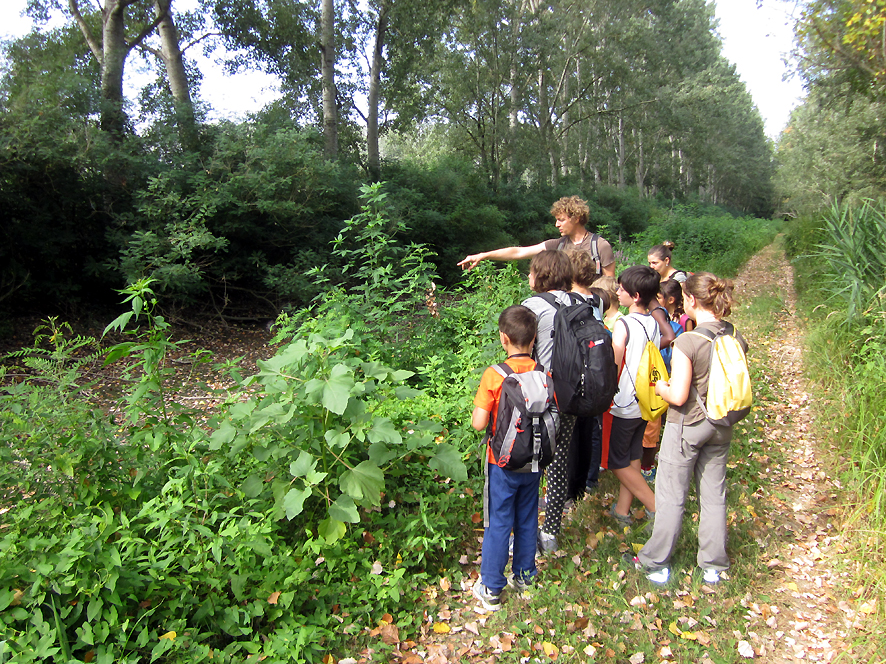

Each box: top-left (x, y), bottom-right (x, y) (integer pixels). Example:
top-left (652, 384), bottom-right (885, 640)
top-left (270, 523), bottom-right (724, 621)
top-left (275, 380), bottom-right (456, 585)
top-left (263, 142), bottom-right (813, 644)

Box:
top-left (606, 265), bottom-right (661, 526)
top-left (630, 273), bottom-right (750, 585)
top-left (521, 250), bottom-right (576, 554)
top-left (641, 279), bottom-right (687, 482)
top-left (566, 252), bottom-right (607, 502)
top-left (524, 250), bottom-right (617, 552)
top-left (471, 305), bottom-right (553, 611)
top-left (595, 276), bottom-right (623, 333)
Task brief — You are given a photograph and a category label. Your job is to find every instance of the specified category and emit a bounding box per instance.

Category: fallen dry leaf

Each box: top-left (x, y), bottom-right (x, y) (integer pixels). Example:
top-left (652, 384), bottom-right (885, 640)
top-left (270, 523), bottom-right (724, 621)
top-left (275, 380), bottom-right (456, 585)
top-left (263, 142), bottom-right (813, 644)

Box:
top-left (439, 577), bottom-right (451, 592)
top-left (379, 623), bottom-right (399, 645)
top-left (464, 621), bottom-right (479, 636)
top-left (267, 591), bottom-right (281, 605)
top-left (542, 641), bottom-right (559, 659)
top-left (432, 622), bottom-right (450, 634)
top-left (629, 652), bottom-right (645, 664)
top-left (737, 640), bottom-right (755, 658)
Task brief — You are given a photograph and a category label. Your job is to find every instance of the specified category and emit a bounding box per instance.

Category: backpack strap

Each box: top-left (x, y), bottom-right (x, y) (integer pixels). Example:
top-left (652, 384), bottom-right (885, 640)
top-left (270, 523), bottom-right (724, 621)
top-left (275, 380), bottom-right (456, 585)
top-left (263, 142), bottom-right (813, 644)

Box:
top-left (650, 304), bottom-right (671, 322)
top-left (590, 233), bottom-right (600, 273)
top-left (535, 291), bottom-right (561, 310)
top-left (556, 233), bottom-right (601, 274)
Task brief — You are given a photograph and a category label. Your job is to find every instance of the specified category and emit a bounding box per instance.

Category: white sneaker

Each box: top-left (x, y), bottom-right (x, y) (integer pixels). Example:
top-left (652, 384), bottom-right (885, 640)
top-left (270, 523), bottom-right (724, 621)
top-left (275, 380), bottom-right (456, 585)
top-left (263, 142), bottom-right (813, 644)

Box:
top-left (645, 567), bottom-right (670, 584)
top-left (702, 568), bottom-right (721, 584)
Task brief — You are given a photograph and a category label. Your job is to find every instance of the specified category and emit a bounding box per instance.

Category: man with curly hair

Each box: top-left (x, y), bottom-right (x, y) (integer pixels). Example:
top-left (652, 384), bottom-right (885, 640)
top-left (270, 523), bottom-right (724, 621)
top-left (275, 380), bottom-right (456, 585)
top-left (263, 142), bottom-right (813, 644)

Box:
top-left (458, 195), bottom-right (616, 277)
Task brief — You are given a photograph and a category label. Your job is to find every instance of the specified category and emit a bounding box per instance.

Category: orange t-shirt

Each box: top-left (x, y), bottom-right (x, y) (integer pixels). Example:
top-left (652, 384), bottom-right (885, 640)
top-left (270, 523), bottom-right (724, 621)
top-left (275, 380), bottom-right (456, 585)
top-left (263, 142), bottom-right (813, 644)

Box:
top-left (474, 356), bottom-right (538, 463)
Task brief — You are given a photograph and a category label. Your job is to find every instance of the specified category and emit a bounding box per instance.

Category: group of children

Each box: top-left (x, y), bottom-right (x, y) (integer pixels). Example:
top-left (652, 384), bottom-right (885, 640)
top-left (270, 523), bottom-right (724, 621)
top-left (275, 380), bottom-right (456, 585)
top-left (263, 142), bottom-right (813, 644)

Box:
top-left (469, 244), bottom-right (746, 611)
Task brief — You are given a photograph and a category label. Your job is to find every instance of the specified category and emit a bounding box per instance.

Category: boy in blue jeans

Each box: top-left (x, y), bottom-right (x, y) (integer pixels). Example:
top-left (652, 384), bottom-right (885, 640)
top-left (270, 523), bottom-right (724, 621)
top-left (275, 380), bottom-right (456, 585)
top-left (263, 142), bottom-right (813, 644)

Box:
top-left (471, 305), bottom-right (540, 611)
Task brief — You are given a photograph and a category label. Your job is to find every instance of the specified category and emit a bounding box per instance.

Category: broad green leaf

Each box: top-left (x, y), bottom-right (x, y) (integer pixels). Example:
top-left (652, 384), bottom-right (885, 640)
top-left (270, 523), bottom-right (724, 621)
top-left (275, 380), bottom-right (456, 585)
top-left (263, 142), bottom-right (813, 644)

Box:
top-left (368, 442), bottom-right (397, 466)
top-left (324, 428), bottom-right (350, 449)
top-left (86, 596), bottom-right (102, 623)
top-left (229, 401), bottom-right (256, 421)
top-left (360, 360), bottom-right (390, 379)
top-left (289, 451), bottom-right (316, 478)
top-left (328, 495), bottom-right (360, 523)
top-left (395, 386), bottom-right (423, 400)
top-left (429, 443), bottom-right (468, 482)
top-left (367, 418), bottom-right (401, 444)
top-left (390, 369), bottom-right (415, 381)
top-left (78, 621), bottom-right (94, 645)
top-left (339, 461), bottom-right (384, 506)
top-left (319, 517), bottom-right (347, 543)
top-left (322, 363), bottom-right (354, 415)
top-left (417, 419), bottom-right (444, 434)
top-left (305, 470), bottom-right (328, 485)
top-left (242, 474), bottom-right (264, 498)
top-left (283, 487), bottom-right (311, 520)
top-left (258, 341), bottom-right (308, 374)
top-left (209, 421), bottom-right (236, 451)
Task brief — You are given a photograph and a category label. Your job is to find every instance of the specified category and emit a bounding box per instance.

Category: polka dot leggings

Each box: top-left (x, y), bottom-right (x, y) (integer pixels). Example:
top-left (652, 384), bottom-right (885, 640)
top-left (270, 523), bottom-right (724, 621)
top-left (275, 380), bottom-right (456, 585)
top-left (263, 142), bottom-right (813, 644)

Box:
top-left (542, 413), bottom-right (576, 536)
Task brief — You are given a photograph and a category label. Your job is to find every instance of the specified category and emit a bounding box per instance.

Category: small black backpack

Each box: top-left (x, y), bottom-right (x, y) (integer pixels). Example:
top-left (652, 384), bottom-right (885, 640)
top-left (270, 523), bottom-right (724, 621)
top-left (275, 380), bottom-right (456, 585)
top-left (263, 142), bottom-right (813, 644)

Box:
top-left (536, 292), bottom-right (618, 417)
top-left (483, 363), bottom-right (559, 473)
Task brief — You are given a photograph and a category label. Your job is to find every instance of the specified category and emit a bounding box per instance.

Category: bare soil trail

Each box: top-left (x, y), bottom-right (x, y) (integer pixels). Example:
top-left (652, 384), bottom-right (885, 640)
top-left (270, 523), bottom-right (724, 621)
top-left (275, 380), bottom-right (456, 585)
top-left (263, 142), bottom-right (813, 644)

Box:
top-left (729, 241), bottom-right (864, 662)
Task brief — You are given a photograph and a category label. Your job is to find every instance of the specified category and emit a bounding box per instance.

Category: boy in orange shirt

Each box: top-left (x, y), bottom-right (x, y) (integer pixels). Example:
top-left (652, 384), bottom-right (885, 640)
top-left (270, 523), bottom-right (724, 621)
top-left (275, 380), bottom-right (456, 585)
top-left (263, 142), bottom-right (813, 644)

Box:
top-left (471, 305), bottom-right (541, 611)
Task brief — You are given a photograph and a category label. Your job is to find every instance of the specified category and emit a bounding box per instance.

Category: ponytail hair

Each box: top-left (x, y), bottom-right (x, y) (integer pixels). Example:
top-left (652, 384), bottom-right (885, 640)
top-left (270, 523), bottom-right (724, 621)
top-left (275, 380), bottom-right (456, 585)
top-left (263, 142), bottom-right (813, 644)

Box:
top-left (660, 279), bottom-right (684, 316)
top-left (649, 240), bottom-right (676, 262)
top-left (684, 272), bottom-right (735, 318)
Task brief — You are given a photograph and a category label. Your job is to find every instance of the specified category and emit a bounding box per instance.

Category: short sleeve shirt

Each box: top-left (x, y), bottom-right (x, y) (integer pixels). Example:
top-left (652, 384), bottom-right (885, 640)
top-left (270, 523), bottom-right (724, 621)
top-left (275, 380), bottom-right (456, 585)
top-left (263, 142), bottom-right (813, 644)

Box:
top-left (474, 356), bottom-right (539, 462)
top-left (544, 232), bottom-right (615, 273)
top-left (521, 290), bottom-right (572, 370)
top-left (666, 320), bottom-right (749, 426)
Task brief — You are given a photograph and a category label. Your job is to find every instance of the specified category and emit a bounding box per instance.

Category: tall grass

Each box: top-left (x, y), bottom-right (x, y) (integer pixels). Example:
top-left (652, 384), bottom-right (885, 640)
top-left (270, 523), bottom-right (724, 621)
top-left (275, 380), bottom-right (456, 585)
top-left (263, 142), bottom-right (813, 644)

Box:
top-left (787, 198), bottom-right (886, 592)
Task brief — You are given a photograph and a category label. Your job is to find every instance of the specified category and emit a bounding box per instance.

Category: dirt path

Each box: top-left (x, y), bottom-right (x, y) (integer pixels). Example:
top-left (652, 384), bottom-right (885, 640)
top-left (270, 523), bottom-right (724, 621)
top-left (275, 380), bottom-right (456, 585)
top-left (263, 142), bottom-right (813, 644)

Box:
top-left (730, 241), bottom-right (861, 662)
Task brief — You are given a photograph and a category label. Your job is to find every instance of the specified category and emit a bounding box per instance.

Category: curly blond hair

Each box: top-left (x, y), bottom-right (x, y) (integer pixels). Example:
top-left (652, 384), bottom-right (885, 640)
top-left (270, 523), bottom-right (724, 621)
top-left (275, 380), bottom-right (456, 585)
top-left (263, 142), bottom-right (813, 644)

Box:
top-left (550, 196), bottom-right (589, 226)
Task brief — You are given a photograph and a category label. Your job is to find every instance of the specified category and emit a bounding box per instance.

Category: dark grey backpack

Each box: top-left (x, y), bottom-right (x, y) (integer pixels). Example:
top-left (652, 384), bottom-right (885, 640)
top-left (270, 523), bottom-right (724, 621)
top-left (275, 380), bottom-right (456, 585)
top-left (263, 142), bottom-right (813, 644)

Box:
top-left (482, 363), bottom-right (559, 473)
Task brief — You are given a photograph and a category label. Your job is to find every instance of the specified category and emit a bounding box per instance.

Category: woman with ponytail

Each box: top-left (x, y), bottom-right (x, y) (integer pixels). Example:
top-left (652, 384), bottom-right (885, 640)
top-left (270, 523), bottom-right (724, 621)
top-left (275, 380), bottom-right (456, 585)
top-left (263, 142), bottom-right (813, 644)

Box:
top-left (627, 273), bottom-right (748, 586)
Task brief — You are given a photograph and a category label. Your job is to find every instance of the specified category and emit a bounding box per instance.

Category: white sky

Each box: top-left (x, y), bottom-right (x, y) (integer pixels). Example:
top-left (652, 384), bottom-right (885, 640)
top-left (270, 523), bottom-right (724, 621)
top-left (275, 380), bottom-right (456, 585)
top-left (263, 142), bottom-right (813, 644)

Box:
top-left (1, 0), bottom-right (805, 137)
top-left (713, 0), bottom-right (807, 139)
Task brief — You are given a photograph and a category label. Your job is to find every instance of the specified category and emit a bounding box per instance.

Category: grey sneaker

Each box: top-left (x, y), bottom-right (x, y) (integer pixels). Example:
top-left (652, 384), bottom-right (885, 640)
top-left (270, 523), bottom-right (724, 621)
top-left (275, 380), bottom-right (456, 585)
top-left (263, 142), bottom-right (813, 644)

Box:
top-left (646, 567), bottom-right (670, 584)
top-left (537, 529), bottom-right (558, 553)
top-left (622, 554), bottom-right (669, 585)
top-left (472, 581), bottom-right (502, 611)
top-left (608, 503), bottom-right (633, 527)
top-left (507, 573), bottom-right (534, 595)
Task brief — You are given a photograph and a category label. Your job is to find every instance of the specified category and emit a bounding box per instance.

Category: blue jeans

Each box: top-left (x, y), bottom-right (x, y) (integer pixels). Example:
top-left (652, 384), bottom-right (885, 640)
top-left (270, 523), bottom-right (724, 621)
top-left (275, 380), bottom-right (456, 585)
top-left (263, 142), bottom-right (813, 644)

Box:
top-left (481, 463), bottom-right (541, 593)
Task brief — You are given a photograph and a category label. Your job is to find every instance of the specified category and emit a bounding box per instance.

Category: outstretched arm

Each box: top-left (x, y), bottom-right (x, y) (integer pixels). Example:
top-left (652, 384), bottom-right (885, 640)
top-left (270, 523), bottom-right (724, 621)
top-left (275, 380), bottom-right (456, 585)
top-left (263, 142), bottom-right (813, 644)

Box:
top-left (457, 241), bottom-right (547, 270)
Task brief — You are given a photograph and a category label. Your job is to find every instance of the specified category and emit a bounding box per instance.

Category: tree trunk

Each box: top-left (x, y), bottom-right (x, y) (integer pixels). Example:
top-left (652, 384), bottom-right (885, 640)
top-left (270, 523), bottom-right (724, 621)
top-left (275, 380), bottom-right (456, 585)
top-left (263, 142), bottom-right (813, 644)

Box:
top-left (99, 1), bottom-right (128, 141)
top-left (320, 0), bottom-right (338, 160)
top-left (154, 0), bottom-right (197, 149)
top-left (617, 114), bottom-right (626, 189)
top-left (366, 0), bottom-right (390, 181)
